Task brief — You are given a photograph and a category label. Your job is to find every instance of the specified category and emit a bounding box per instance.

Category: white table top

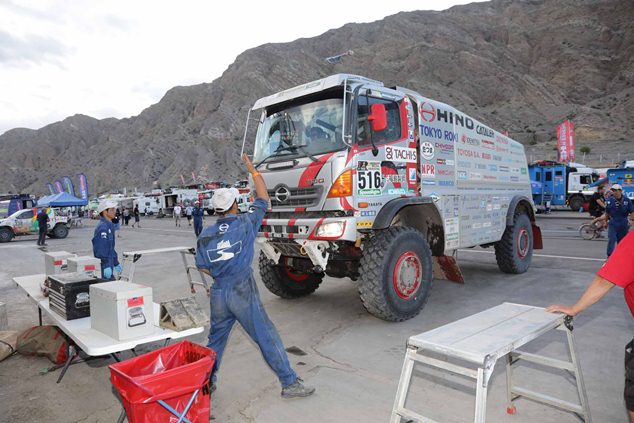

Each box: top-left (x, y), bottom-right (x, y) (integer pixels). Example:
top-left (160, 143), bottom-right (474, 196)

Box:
top-left (13, 274), bottom-right (204, 356)
top-left (408, 303), bottom-right (564, 365)
top-left (122, 246), bottom-right (194, 257)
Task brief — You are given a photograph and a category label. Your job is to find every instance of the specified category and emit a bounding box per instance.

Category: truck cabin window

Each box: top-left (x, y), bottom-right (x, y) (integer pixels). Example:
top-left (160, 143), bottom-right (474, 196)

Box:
top-left (253, 98), bottom-right (346, 164)
top-left (356, 96), bottom-right (401, 146)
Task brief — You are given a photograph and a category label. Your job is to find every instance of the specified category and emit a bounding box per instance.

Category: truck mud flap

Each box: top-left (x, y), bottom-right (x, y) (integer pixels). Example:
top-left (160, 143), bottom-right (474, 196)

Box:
top-left (432, 256), bottom-right (464, 284)
top-left (532, 223), bottom-right (543, 250)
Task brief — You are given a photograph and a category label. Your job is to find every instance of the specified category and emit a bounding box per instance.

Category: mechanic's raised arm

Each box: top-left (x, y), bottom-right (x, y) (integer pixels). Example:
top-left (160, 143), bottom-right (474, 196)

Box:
top-left (242, 153), bottom-right (269, 201)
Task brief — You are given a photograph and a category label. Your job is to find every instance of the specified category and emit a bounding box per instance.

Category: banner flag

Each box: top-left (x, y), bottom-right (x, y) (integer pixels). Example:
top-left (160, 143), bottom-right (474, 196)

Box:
top-left (557, 120), bottom-right (575, 162)
top-left (54, 180), bottom-right (64, 194)
top-left (77, 174), bottom-right (89, 200)
top-left (46, 183), bottom-right (55, 195)
top-left (62, 176), bottom-right (76, 196)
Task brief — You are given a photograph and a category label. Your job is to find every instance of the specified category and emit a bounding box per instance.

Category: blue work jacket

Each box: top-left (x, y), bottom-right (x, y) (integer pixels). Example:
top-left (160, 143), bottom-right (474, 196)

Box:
top-left (195, 198), bottom-right (267, 285)
top-left (92, 217), bottom-right (119, 270)
top-left (192, 207), bottom-right (205, 222)
top-left (606, 196), bottom-right (634, 226)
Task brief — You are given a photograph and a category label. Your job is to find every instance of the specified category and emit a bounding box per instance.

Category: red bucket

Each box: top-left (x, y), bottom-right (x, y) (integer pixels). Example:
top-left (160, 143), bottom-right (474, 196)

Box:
top-left (109, 341), bottom-right (215, 423)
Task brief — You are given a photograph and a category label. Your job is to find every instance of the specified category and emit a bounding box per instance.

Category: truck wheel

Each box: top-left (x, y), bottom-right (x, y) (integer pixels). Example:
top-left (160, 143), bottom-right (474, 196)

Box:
top-left (358, 227), bottom-right (433, 322)
top-left (53, 224), bottom-right (69, 239)
top-left (206, 209), bottom-right (214, 216)
top-left (568, 196), bottom-right (584, 211)
top-left (259, 252), bottom-right (323, 298)
top-left (0, 227), bottom-right (14, 243)
top-left (495, 213), bottom-right (533, 274)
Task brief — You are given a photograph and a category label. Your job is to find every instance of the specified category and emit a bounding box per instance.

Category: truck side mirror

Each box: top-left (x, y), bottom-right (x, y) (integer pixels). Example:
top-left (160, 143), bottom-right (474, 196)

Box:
top-left (368, 103), bottom-right (387, 132)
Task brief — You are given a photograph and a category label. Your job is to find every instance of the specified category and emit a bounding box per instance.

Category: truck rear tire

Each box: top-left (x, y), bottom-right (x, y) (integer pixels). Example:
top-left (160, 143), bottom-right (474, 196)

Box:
top-left (495, 213), bottom-right (533, 274)
top-left (0, 227), bottom-right (14, 243)
top-left (259, 252), bottom-right (323, 298)
top-left (52, 224), bottom-right (69, 239)
top-left (358, 227), bottom-right (433, 322)
top-left (569, 196), bottom-right (584, 211)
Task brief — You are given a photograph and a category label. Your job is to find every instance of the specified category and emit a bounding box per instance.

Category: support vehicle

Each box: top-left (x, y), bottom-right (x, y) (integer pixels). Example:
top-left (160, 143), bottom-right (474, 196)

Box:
top-left (242, 74), bottom-right (542, 321)
top-left (529, 161), bottom-right (599, 211)
top-left (588, 167), bottom-right (634, 199)
top-left (0, 207), bottom-right (69, 243)
top-left (0, 194), bottom-right (36, 218)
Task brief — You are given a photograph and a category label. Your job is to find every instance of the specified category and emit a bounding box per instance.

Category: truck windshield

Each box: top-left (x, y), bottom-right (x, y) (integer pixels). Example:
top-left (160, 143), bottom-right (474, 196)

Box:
top-left (253, 98), bottom-right (346, 164)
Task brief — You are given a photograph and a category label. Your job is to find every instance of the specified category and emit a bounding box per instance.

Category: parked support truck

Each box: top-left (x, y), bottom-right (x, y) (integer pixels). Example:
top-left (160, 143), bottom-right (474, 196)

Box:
top-left (240, 74), bottom-right (542, 322)
top-left (588, 167), bottom-right (634, 199)
top-left (529, 161), bottom-right (599, 211)
top-left (0, 207), bottom-right (69, 242)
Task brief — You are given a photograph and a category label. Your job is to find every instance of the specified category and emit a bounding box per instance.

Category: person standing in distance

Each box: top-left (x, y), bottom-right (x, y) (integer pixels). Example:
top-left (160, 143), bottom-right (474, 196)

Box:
top-left (36, 208), bottom-right (49, 246)
top-left (597, 184), bottom-right (634, 256)
top-left (92, 200), bottom-right (123, 281)
top-left (196, 154), bottom-right (315, 399)
top-left (192, 200), bottom-right (205, 237)
top-left (547, 231), bottom-right (634, 422)
top-left (173, 203), bottom-right (182, 227)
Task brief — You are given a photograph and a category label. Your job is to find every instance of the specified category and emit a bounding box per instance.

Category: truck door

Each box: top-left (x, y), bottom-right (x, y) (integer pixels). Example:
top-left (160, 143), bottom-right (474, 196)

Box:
top-left (14, 209), bottom-right (36, 234)
top-left (553, 168), bottom-right (566, 205)
top-left (352, 89), bottom-right (416, 224)
top-left (542, 167), bottom-right (554, 205)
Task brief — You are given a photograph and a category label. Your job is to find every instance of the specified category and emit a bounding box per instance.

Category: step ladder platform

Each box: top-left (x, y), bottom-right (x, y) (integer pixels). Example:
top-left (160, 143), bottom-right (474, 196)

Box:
top-left (408, 303), bottom-right (564, 365)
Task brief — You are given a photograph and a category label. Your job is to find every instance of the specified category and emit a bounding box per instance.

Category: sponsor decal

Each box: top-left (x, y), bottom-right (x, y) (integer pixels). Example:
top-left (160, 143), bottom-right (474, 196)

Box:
top-left (488, 164), bottom-right (498, 171)
top-left (357, 221), bottom-right (373, 228)
top-left (434, 141), bottom-right (454, 154)
top-left (470, 172), bottom-right (482, 180)
top-left (476, 163), bottom-right (487, 170)
top-left (481, 139), bottom-right (496, 150)
top-left (458, 171), bottom-right (468, 180)
top-left (388, 188), bottom-right (408, 195)
top-left (520, 167), bottom-right (527, 174)
top-left (483, 175), bottom-right (497, 180)
top-left (492, 154), bottom-right (503, 161)
top-left (421, 163), bottom-right (436, 178)
top-left (384, 174), bottom-right (407, 183)
top-left (421, 142), bottom-right (435, 160)
top-left (461, 134), bottom-right (480, 146)
top-left (421, 180), bottom-right (436, 185)
top-left (437, 169), bottom-right (454, 176)
top-left (438, 180), bottom-right (455, 186)
top-left (408, 168), bottom-right (416, 182)
top-left (436, 108), bottom-right (475, 129)
top-left (476, 125), bottom-right (494, 137)
top-left (419, 102), bottom-right (436, 122)
top-left (408, 129), bottom-right (415, 139)
top-left (446, 159), bottom-right (455, 166)
top-left (495, 135), bottom-right (509, 144)
top-left (473, 222), bottom-right (483, 229)
top-left (496, 146), bottom-right (509, 153)
top-left (511, 167), bottom-right (520, 173)
top-left (482, 221), bottom-right (492, 228)
top-left (420, 124), bottom-right (443, 140)
top-left (385, 145), bottom-right (417, 162)
top-left (510, 176), bottom-right (519, 182)
top-left (437, 158), bottom-right (446, 165)
top-left (499, 165), bottom-right (509, 172)
top-left (457, 160), bottom-right (471, 168)
top-left (445, 217), bottom-right (459, 233)
top-left (360, 210), bottom-right (376, 217)
top-left (482, 153), bottom-right (491, 160)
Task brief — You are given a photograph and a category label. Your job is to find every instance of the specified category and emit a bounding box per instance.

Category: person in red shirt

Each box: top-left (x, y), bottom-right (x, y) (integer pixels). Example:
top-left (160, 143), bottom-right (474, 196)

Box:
top-left (547, 231), bottom-right (634, 422)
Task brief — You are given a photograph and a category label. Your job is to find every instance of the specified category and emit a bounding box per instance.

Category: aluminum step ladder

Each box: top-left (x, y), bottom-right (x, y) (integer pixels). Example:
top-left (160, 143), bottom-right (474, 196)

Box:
top-left (390, 302), bottom-right (591, 423)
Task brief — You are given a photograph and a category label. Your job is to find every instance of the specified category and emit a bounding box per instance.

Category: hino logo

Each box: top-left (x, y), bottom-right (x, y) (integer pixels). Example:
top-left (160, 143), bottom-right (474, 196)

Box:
top-left (274, 186), bottom-right (291, 203)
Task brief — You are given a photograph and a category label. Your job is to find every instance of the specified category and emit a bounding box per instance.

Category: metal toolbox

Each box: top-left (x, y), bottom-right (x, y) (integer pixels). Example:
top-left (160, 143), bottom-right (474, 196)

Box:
top-left (90, 282), bottom-right (154, 340)
top-left (48, 272), bottom-right (102, 320)
top-left (67, 256), bottom-right (101, 277)
top-left (44, 251), bottom-right (77, 275)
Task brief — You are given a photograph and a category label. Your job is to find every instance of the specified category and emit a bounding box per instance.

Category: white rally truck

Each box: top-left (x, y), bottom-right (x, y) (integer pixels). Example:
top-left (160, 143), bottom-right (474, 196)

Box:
top-left (0, 207), bottom-right (69, 243)
top-left (242, 74), bottom-right (542, 321)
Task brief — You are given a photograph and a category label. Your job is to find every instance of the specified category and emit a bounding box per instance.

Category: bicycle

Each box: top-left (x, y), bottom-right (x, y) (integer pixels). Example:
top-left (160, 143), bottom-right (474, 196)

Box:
top-left (578, 221), bottom-right (604, 240)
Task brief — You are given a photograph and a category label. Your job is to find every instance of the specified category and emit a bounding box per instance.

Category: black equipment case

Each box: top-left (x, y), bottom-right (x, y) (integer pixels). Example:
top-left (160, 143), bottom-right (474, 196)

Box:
top-left (48, 272), bottom-right (102, 320)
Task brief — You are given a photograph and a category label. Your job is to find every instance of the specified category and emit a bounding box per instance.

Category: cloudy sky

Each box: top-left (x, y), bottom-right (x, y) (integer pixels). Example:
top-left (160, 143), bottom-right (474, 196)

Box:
top-left (0, 0), bottom-right (485, 135)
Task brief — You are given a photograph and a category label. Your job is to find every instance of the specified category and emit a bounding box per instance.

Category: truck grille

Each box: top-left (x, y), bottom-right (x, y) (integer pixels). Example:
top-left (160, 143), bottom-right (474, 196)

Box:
top-left (269, 186), bottom-right (323, 208)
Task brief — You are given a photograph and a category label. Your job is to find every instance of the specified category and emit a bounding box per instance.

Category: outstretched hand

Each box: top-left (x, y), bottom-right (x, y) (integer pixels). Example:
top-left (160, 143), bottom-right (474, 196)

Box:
top-left (242, 153), bottom-right (257, 174)
top-left (545, 304), bottom-right (576, 316)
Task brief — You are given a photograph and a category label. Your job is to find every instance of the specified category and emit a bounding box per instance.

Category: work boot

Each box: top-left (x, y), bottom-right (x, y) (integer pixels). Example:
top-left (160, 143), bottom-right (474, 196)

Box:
top-left (281, 378), bottom-right (315, 398)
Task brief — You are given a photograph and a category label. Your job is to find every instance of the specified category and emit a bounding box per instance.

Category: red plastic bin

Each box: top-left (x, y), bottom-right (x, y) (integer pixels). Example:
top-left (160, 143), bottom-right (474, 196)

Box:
top-left (109, 341), bottom-right (215, 423)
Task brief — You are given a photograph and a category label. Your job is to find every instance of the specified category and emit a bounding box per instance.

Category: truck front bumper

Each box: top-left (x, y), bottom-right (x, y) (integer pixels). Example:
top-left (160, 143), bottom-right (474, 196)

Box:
top-left (258, 216), bottom-right (357, 242)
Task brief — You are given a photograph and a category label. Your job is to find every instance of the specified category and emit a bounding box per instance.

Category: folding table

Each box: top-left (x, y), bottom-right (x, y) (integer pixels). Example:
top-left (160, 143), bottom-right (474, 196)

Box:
top-left (13, 274), bottom-right (204, 383)
top-left (390, 302), bottom-right (591, 423)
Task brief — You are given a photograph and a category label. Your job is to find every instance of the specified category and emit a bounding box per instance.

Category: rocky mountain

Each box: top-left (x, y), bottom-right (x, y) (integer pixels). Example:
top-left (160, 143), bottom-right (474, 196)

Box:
top-left (1, 0), bottom-right (633, 195)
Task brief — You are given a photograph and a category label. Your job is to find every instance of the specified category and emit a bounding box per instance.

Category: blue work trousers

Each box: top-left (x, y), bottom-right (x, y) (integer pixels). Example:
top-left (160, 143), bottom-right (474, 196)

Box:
top-left (607, 222), bottom-right (629, 256)
top-left (207, 273), bottom-right (297, 388)
top-left (194, 219), bottom-right (203, 237)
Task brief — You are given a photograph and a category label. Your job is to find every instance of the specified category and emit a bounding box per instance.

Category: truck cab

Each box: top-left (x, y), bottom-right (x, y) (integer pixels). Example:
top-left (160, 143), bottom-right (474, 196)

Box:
top-left (243, 74), bottom-right (540, 321)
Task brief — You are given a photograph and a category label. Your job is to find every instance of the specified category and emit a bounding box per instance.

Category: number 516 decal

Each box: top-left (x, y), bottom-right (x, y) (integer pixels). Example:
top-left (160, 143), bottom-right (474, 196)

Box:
top-left (357, 161), bottom-right (382, 196)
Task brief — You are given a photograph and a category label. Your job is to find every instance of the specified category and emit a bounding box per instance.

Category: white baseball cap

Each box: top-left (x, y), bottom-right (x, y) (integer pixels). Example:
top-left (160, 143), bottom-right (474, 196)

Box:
top-left (97, 200), bottom-right (118, 214)
top-left (212, 188), bottom-right (240, 212)
top-left (611, 184), bottom-right (623, 191)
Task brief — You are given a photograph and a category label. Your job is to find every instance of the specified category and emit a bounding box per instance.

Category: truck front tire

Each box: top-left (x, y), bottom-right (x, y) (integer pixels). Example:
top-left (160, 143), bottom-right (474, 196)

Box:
top-left (259, 252), bottom-right (323, 298)
top-left (495, 213), bottom-right (533, 274)
top-left (568, 196), bottom-right (584, 211)
top-left (0, 227), bottom-right (14, 243)
top-left (358, 227), bottom-right (433, 322)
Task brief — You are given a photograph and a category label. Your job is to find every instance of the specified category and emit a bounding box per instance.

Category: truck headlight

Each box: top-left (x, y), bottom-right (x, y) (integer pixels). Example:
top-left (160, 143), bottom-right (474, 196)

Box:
top-left (315, 221), bottom-right (346, 239)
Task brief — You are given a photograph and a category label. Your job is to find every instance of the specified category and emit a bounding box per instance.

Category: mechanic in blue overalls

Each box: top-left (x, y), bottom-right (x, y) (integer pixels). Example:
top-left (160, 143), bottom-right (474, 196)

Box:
top-left (92, 200), bottom-right (123, 280)
top-left (192, 200), bottom-right (205, 237)
top-left (603, 184), bottom-right (634, 256)
top-left (196, 154), bottom-right (315, 399)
